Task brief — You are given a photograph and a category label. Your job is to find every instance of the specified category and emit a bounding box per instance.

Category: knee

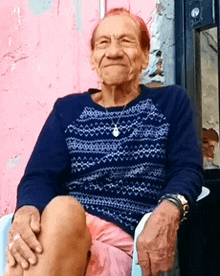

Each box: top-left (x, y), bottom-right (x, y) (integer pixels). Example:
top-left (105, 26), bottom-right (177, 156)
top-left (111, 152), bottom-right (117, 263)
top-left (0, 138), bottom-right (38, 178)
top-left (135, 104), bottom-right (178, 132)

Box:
top-left (42, 196), bottom-right (87, 236)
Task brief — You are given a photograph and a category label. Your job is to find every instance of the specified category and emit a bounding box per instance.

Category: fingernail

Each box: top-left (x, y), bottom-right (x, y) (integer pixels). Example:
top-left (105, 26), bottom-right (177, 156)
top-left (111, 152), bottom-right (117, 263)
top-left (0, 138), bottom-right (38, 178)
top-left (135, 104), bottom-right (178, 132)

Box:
top-left (29, 258), bottom-right (35, 264)
top-left (22, 262), bottom-right (27, 269)
top-left (9, 262), bottom-right (14, 266)
top-left (36, 247), bottom-right (42, 253)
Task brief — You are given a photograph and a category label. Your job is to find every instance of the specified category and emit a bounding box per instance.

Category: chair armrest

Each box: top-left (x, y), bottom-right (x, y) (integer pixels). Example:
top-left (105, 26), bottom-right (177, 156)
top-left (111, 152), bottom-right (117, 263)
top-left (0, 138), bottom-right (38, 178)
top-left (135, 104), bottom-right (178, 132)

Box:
top-left (131, 186), bottom-right (210, 276)
top-left (0, 213), bottom-right (13, 275)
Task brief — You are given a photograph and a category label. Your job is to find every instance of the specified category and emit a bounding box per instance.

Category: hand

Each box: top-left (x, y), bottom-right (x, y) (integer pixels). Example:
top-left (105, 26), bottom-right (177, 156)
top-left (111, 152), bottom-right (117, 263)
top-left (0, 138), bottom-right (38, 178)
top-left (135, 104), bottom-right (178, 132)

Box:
top-left (137, 201), bottom-right (181, 276)
top-left (7, 206), bottom-right (43, 270)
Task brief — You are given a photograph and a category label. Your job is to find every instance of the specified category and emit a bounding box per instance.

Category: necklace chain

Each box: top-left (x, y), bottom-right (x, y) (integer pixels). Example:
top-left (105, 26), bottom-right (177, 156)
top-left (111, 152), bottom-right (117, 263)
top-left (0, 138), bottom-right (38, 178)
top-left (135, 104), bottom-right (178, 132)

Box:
top-left (104, 104), bottom-right (127, 137)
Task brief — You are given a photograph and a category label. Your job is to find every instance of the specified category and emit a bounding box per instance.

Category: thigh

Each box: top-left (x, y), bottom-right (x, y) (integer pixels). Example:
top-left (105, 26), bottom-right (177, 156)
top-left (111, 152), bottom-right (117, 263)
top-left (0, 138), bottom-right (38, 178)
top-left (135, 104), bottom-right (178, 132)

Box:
top-left (86, 240), bottom-right (132, 276)
top-left (85, 213), bottom-right (134, 276)
top-left (86, 213), bottom-right (134, 257)
top-left (4, 263), bottom-right (23, 276)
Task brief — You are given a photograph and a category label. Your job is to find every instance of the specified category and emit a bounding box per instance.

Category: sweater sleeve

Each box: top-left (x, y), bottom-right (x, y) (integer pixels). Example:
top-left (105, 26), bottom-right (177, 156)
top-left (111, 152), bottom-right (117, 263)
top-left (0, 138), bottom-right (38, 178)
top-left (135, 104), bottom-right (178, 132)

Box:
top-left (15, 99), bottom-right (71, 213)
top-left (162, 87), bottom-right (204, 204)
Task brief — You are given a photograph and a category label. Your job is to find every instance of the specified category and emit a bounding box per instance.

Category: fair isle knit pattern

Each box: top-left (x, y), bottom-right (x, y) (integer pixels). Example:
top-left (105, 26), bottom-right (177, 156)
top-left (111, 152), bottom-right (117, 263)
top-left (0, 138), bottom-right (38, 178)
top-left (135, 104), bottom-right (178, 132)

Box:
top-left (64, 98), bottom-right (168, 233)
top-left (16, 85), bottom-right (203, 236)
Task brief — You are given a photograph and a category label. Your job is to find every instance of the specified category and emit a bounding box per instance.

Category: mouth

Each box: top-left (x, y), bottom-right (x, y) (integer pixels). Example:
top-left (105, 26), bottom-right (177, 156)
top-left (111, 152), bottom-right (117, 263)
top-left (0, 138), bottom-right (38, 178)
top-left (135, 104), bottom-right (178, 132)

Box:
top-left (103, 64), bottom-right (127, 68)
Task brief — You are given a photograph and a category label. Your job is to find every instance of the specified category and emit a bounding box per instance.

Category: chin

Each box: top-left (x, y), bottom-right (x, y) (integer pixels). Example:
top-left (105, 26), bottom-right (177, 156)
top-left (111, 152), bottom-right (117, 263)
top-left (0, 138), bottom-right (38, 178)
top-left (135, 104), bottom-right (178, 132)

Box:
top-left (100, 75), bottom-right (134, 86)
top-left (102, 79), bottom-right (130, 86)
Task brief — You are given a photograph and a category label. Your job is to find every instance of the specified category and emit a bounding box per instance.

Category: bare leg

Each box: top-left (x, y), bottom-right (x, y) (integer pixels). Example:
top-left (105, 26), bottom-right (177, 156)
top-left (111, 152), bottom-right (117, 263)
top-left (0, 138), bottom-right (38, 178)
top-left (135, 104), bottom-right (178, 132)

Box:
top-left (5, 196), bottom-right (92, 276)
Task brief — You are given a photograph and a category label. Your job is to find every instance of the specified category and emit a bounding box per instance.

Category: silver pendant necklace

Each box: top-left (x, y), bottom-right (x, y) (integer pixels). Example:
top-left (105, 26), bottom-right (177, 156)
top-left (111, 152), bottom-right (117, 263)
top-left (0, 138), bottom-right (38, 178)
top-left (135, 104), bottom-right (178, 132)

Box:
top-left (105, 104), bottom-right (127, 137)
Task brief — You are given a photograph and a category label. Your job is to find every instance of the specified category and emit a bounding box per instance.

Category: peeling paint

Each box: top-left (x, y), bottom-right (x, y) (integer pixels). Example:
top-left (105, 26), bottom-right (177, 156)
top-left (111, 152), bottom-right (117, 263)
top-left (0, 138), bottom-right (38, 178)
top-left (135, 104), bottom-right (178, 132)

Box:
top-left (14, 56), bottom-right (29, 63)
top-left (100, 0), bottom-right (106, 19)
top-left (28, 0), bottom-right (54, 17)
top-left (7, 156), bottom-right (22, 168)
top-left (1, 48), bottom-right (28, 75)
top-left (141, 0), bottom-right (175, 86)
top-left (156, 3), bottom-right (163, 15)
top-left (11, 63), bottom-right (16, 71)
top-left (12, 7), bottom-right (22, 26)
top-left (17, 7), bottom-right (21, 24)
top-left (57, 0), bottom-right (60, 15)
top-left (74, 0), bottom-right (82, 35)
top-left (37, 101), bottom-right (47, 107)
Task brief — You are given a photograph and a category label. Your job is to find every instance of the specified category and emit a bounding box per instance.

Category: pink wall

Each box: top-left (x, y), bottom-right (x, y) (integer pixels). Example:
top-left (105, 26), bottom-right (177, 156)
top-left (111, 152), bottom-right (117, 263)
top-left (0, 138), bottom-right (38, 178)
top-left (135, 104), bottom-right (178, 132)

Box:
top-left (0, 0), bottom-right (156, 217)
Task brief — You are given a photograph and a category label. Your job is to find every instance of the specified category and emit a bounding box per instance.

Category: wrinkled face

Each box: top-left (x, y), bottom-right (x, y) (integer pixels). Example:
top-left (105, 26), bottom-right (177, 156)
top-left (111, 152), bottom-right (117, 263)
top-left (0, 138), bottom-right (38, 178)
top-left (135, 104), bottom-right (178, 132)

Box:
top-left (90, 15), bottom-right (149, 86)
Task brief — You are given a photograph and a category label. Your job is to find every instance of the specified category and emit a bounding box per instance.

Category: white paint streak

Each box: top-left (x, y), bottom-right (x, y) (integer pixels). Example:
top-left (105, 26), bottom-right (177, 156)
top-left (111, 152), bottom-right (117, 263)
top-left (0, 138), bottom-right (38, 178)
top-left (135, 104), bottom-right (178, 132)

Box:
top-left (12, 7), bottom-right (22, 26)
top-left (17, 7), bottom-right (22, 24)
top-left (11, 63), bottom-right (16, 71)
top-left (9, 37), bottom-right (12, 46)
top-left (37, 64), bottom-right (41, 71)
top-left (7, 156), bottom-right (22, 168)
top-left (100, 0), bottom-right (106, 19)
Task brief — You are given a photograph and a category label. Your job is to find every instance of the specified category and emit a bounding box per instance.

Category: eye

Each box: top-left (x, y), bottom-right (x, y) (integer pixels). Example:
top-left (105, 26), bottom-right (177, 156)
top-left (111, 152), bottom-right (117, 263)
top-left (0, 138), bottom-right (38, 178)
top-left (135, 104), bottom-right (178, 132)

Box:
top-left (100, 40), bottom-right (108, 44)
top-left (95, 40), bottom-right (109, 48)
top-left (121, 39), bottom-right (130, 42)
top-left (120, 37), bottom-right (132, 44)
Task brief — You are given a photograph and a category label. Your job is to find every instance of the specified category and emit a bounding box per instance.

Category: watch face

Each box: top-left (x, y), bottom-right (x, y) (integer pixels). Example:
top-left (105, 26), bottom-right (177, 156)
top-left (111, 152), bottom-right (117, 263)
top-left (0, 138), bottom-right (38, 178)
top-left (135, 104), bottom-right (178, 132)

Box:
top-left (177, 195), bottom-right (188, 205)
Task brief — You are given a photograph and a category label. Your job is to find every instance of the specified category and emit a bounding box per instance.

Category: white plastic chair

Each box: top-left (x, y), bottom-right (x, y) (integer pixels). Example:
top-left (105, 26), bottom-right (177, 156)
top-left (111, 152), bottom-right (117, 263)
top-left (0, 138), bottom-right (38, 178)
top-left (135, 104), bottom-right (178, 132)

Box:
top-left (0, 187), bottom-right (210, 276)
top-left (132, 186), bottom-right (210, 276)
top-left (0, 213), bottom-right (14, 275)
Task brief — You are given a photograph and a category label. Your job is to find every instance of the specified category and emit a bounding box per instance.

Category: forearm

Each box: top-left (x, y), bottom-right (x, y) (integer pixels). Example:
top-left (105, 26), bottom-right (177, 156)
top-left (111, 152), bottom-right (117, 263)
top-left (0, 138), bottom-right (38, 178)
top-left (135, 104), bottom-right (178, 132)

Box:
top-left (15, 99), bottom-right (71, 213)
top-left (16, 178), bottom-right (60, 213)
top-left (162, 165), bottom-right (203, 204)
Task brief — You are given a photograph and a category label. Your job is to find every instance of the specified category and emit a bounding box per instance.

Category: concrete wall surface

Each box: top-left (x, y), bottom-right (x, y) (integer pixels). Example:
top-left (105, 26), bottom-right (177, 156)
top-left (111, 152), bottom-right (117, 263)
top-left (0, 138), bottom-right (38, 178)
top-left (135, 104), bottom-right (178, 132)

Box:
top-left (0, 0), bottom-right (157, 217)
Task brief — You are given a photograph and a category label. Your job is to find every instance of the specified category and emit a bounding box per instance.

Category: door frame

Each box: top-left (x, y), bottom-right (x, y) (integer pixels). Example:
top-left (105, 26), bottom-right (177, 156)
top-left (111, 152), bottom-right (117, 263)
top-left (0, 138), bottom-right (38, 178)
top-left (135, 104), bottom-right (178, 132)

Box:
top-left (175, 0), bottom-right (220, 178)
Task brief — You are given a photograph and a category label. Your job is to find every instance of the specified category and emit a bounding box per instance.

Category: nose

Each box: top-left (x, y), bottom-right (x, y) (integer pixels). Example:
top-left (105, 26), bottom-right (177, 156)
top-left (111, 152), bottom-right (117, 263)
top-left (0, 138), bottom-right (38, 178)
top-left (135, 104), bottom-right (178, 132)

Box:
top-left (105, 41), bottom-right (123, 59)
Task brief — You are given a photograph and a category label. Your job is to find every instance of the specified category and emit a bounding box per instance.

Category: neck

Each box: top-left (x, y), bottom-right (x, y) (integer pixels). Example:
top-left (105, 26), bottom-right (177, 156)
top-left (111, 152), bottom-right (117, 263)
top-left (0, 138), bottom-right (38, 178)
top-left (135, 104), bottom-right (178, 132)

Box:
top-left (96, 80), bottom-right (140, 108)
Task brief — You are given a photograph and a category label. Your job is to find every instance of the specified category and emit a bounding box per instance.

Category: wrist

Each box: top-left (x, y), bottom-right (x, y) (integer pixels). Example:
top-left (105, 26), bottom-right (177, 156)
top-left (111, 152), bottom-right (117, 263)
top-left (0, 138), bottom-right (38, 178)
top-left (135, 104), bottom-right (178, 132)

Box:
top-left (158, 194), bottom-right (189, 223)
top-left (157, 200), bottom-right (181, 218)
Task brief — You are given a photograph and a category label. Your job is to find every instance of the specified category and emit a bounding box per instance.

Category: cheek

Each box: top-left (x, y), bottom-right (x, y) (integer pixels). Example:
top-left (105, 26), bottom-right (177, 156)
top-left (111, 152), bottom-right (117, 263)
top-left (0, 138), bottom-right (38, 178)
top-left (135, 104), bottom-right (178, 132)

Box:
top-left (129, 55), bottom-right (144, 72)
top-left (92, 51), bottom-right (105, 68)
top-left (126, 50), bottom-right (143, 65)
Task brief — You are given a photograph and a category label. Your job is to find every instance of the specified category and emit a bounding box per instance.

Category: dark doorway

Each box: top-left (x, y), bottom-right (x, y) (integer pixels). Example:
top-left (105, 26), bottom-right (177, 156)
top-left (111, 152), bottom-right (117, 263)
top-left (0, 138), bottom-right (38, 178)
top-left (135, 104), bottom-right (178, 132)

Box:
top-left (175, 1), bottom-right (220, 275)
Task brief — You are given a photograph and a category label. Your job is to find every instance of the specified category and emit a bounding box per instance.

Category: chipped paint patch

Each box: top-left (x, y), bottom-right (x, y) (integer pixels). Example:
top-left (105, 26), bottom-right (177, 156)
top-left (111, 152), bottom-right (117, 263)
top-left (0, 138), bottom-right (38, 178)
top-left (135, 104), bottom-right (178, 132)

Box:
top-left (141, 0), bottom-right (175, 86)
top-left (28, 0), bottom-right (54, 17)
top-left (7, 156), bottom-right (22, 168)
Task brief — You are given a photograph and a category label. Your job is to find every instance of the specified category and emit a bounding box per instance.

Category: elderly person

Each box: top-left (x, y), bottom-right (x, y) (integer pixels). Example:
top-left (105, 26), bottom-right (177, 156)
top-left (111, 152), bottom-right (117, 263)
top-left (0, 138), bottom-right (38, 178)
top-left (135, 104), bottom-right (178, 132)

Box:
top-left (5, 8), bottom-right (203, 276)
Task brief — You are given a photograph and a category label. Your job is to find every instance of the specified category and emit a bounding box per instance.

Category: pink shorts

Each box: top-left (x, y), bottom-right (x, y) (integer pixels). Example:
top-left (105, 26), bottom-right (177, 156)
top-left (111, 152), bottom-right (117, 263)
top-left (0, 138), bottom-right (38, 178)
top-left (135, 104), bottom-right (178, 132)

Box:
top-left (85, 213), bottom-right (134, 276)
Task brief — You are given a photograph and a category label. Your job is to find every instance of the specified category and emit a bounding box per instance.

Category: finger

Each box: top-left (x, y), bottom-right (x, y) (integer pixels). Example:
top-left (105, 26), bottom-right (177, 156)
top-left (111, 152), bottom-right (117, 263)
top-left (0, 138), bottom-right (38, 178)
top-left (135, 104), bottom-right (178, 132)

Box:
top-left (140, 260), bottom-right (151, 276)
top-left (11, 225), bottom-right (42, 254)
top-left (150, 253), bottom-right (175, 275)
top-left (137, 249), bottom-right (151, 276)
top-left (7, 248), bottom-right (16, 267)
top-left (9, 229), bottom-right (41, 260)
top-left (13, 238), bottom-right (38, 265)
top-left (30, 211), bottom-right (41, 234)
top-left (19, 229), bottom-right (42, 254)
top-left (11, 249), bottom-right (29, 270)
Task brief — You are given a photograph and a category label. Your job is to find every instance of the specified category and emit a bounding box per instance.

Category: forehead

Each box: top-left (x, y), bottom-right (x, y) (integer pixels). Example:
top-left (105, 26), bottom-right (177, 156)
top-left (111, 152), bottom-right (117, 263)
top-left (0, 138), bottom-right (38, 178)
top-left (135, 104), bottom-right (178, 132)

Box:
top-left (94, 15), bottom-right (140, 39)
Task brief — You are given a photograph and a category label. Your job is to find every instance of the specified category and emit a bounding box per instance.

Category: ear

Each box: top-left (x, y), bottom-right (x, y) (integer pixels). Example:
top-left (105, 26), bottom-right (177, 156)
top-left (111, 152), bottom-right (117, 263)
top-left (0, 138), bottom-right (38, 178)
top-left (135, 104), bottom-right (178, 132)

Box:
top-left (90, 52), bottom-right (95, 70)
top-left (141, 50), bottom-right (149, 70)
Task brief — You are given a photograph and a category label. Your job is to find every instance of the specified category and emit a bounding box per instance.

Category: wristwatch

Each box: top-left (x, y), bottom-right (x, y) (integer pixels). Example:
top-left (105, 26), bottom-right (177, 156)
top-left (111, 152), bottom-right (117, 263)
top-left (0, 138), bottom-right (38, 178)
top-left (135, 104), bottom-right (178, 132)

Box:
top-left (158, 193), bottom-right (190, 222)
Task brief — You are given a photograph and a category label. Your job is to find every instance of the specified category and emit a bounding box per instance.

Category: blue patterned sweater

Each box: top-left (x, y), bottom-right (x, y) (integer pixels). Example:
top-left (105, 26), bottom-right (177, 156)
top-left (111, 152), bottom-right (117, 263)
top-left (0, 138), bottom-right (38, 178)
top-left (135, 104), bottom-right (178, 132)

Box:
top-left (16, 85), bottom-right (203, 236)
